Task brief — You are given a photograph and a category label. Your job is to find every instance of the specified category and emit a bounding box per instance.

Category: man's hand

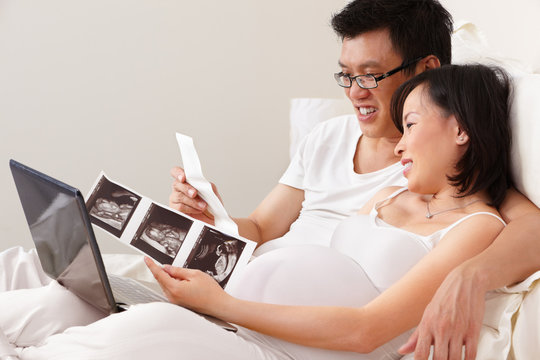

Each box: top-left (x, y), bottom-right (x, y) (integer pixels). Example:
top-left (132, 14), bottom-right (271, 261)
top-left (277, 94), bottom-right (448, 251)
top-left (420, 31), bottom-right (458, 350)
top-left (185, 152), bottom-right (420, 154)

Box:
top-left (144, 257), bottom-right (230, 316)
top-left (168, 166), bottom-right (220, 224)
top-left (398, 265), bottom-right (486, 360)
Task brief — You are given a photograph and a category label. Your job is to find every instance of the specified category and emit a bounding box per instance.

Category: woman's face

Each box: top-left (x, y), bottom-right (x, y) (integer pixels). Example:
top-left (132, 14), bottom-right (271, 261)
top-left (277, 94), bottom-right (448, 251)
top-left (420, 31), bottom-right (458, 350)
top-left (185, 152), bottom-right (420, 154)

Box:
top-left (394, 85), bottom-right (466, 194)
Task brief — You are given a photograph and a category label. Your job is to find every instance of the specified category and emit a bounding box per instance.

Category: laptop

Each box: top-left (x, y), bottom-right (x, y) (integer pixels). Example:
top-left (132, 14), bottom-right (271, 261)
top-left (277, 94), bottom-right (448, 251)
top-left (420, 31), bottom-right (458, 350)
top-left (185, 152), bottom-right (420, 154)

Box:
top-left (9, 159), bottom-right (236, 332)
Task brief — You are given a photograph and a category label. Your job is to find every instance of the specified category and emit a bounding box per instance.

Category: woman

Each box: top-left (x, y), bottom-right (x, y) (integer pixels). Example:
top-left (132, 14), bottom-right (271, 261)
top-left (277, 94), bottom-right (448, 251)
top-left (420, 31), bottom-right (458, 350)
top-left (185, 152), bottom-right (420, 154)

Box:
top-left (5, 64), bottom-right (512, 359)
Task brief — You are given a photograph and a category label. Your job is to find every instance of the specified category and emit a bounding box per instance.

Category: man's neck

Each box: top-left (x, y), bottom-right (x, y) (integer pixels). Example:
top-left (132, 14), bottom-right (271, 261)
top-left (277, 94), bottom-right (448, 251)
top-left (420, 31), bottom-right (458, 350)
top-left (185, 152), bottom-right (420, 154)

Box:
top-left (353, 135), bottom-right (401, 174)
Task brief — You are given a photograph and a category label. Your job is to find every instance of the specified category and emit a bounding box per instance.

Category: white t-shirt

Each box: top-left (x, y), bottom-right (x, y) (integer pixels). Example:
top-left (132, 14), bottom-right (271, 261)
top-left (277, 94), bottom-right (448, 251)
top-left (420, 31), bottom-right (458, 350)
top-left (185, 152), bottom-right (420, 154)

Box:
top-left (254, 115), bottom-right (407, 255)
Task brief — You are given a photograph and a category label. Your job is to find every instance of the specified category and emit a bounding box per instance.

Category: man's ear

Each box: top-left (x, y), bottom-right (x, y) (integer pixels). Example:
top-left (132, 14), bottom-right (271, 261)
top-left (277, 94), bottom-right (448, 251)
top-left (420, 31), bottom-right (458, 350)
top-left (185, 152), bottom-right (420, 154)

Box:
top-left (416, 55), bottom-right (441, 73)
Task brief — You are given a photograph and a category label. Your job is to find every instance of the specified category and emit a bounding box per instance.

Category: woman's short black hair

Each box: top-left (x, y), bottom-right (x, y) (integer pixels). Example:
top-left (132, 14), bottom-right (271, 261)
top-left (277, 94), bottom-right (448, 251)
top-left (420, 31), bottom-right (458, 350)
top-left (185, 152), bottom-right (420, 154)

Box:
top-left (331, 0), bottom-right (453, 71)
top-left (390, 64), bottom-right (513, 208)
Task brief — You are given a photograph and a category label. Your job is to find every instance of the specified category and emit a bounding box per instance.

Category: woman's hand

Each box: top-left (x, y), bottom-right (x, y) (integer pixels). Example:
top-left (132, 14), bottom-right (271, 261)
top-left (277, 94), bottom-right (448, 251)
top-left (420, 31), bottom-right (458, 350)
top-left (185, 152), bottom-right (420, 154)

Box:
top-left (144, 257), bottom-right (231, 316)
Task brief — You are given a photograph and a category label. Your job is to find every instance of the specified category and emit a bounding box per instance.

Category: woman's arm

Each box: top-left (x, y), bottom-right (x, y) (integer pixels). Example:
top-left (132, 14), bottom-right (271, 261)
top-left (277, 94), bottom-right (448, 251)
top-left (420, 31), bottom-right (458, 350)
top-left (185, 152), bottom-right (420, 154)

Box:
top-left (145, 215), bottom-right (503, 353)
top-left (400, 189), bottom-right (540, 360)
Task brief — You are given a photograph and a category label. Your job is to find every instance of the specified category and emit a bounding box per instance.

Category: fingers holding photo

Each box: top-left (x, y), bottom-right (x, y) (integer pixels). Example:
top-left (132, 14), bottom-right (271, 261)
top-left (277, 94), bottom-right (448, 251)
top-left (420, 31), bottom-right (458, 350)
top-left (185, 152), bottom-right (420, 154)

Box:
top-left (144, 257), bottom-right (178, 299)
top-left (170, 166), bottom-right (188, 183)
top-left (143, 257), bottom-right (226, 315)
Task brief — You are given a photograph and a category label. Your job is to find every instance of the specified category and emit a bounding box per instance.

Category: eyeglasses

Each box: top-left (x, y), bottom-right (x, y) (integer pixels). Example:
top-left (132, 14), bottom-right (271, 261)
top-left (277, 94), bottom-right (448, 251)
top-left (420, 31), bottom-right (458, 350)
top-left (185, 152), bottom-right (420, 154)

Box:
top-left (334, 56), bottom-right (424, 89)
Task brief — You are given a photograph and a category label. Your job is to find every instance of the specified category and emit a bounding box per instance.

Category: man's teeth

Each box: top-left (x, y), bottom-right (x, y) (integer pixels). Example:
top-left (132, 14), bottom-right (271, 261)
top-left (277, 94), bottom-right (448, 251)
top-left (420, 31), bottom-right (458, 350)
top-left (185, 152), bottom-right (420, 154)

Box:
top-left (404, 162), bottom-right (412, 170)
top-left (359, 107), bottom-right (376, 116)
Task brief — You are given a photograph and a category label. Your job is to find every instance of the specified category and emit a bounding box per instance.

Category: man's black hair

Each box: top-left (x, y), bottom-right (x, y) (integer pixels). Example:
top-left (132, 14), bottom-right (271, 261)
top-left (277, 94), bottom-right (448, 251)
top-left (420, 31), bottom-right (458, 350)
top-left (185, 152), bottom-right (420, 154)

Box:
top-left (331, 0), bottom-right (453, 72)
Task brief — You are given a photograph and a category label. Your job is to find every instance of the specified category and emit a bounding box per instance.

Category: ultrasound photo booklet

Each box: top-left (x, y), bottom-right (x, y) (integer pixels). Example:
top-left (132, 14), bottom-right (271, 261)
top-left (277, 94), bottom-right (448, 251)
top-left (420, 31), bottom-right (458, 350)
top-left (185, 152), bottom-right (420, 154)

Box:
top-left (86, 172), bottom-right (256, 289)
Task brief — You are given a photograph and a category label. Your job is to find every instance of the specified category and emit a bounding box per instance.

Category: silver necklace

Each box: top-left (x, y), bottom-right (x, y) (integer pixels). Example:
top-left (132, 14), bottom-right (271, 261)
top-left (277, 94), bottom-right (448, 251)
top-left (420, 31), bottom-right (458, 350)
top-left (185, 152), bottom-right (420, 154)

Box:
top-left (426, 199), bottom-right (482, 219)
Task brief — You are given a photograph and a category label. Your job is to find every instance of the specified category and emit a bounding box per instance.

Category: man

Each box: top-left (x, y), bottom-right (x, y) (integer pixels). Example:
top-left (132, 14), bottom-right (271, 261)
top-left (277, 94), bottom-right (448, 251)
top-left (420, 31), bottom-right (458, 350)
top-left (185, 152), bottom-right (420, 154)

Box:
top-left (170, 1), bottom-right (540, 359)
top-left (170, 0), bottom-right (450, 253)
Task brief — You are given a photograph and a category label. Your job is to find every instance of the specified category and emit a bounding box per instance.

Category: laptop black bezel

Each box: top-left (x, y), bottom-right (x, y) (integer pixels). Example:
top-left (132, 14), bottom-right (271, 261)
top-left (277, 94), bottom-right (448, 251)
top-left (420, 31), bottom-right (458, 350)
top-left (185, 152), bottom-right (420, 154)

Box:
top-left (9, 159), bottom-right (119, 314)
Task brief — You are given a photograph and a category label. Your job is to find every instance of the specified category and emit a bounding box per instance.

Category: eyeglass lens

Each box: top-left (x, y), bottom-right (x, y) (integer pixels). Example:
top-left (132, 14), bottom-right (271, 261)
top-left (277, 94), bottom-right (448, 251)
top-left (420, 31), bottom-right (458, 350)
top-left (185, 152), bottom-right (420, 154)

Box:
top-left (335, 74), bottom-right (377, 89)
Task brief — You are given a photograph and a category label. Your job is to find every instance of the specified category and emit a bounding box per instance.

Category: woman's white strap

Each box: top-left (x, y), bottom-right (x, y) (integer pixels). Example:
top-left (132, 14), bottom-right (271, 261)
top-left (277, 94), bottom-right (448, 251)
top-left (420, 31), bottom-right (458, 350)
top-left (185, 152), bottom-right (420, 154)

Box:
top-left (437, 211), bottom-right (506, 241)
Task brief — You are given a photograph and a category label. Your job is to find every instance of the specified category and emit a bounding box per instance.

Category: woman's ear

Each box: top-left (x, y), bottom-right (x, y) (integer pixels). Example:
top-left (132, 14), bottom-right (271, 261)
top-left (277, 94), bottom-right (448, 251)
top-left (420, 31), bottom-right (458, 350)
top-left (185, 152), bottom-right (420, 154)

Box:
top-left (448, 115), bottom-right (469, 145)
top-left (456, 128), bottom-right (470, 145)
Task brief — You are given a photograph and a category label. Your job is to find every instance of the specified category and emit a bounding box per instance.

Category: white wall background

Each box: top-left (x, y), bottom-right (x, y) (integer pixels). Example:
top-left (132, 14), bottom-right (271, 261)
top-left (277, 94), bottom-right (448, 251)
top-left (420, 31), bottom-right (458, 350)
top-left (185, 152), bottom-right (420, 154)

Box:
top-left (0, 0), bottom-right (349, 253)
top-left (1, 0), bottom-right (538, 254)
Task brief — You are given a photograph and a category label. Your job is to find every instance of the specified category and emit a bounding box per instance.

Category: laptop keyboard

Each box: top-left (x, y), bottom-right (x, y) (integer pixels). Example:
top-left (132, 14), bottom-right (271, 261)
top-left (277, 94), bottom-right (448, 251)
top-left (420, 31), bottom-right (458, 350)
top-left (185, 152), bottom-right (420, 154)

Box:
top-left (108, 274), bottom-right (168, 305)
top-left (108, 274), bottom-right (238, 332)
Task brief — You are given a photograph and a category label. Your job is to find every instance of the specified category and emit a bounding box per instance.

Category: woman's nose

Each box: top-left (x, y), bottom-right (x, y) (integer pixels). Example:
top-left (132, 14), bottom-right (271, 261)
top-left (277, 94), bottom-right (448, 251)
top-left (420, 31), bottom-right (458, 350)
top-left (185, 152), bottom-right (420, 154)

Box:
top-left (394, 137), bottom-right (405, 156)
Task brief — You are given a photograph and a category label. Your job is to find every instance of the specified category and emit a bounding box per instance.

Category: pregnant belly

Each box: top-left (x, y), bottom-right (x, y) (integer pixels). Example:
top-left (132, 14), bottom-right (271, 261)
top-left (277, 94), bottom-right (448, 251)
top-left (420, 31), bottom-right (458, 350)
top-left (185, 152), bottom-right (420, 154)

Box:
top-left (226, 245), bottom-right (380, 307)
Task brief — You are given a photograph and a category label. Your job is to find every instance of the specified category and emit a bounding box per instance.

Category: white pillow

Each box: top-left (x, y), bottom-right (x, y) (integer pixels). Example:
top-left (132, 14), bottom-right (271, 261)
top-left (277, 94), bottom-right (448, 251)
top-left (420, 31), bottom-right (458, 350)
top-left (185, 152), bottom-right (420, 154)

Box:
top-left (289, 98), bottom-right (351, 159)
top-left (452, 21), bottom-right (533, 76)
top-left (509, 74), bottom-right (540, 208)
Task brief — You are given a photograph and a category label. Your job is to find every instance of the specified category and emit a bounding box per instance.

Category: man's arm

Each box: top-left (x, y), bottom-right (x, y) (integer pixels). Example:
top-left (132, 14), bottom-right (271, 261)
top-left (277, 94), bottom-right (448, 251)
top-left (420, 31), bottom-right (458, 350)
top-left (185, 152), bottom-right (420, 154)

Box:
top-left (169, 167), bottom-right (304, 244)
top-left (234, 184), bottom-right (304, 244)
top-left (460, 188), bottom-right (540, 289)
top-left (400, 189), bottom-right (540, 360)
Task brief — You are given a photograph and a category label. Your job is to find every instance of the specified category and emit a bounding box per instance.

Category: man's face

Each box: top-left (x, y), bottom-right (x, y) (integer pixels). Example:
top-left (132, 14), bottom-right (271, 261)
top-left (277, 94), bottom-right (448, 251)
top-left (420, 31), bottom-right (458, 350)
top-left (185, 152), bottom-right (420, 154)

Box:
top-left (338, 29), bottom-right (413, 139)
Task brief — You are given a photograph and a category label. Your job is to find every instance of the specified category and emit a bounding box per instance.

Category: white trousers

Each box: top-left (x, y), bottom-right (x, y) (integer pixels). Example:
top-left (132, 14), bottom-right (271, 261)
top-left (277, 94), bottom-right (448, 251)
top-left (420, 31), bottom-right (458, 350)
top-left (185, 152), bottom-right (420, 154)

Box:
top-left (0, 246), bottom-right (409, 360)
top-left (16, 303), bottom-right (289, 360)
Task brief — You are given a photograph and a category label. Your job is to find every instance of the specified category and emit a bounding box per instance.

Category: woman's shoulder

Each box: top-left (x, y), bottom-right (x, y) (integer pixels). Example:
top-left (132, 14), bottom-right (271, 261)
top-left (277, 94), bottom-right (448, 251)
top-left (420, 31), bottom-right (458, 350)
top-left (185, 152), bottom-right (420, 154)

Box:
top-left (429, 203), bottom-right (506, 252)
top-left (460, 202), bottom-right (506, 227)
top-left (441, 204), bottom-right (506, 244)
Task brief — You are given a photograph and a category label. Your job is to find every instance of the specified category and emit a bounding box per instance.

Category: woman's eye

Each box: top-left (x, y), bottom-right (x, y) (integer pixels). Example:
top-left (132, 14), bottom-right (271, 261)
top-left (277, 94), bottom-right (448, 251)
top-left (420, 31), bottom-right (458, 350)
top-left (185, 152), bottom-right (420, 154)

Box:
top-left (405, 123), bottom-right (413, 129)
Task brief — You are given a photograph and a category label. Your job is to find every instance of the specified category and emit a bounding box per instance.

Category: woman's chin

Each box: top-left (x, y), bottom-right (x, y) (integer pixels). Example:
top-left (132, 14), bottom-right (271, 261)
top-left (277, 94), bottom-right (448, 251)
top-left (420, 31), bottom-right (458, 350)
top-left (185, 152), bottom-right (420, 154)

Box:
top-left (406, 181), bottom-right (428, 195)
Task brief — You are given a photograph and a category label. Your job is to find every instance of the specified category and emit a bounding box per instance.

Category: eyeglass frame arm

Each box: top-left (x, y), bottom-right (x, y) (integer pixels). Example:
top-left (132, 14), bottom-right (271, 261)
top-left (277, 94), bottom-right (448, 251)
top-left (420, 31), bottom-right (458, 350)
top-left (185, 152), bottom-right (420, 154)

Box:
top-left (334, 55), bottom-right (425, 89)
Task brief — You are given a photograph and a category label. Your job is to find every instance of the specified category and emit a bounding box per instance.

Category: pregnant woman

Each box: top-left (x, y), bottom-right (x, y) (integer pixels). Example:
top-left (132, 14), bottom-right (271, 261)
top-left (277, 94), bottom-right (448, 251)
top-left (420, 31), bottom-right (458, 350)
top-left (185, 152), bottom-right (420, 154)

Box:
top-left (2, 64), bottom-right (512, 360)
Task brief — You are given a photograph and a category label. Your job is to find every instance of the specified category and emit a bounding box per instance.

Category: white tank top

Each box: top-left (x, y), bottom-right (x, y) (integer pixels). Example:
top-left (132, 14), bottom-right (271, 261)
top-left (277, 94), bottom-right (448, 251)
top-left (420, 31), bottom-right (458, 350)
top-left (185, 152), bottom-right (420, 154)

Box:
top-left (330, 187), bottom-right (506, 292)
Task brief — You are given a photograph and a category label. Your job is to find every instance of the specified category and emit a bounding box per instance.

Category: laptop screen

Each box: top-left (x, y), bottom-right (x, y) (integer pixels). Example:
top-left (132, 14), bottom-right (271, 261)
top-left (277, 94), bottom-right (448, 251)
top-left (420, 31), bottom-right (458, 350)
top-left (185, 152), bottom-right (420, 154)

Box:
top-left (10, 160), bottom-right (114, 314)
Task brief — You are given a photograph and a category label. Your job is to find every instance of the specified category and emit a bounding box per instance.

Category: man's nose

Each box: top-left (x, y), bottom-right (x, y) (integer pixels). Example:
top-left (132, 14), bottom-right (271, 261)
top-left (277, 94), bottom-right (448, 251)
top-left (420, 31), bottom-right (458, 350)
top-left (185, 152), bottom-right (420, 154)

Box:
top-left (348, 81), bottom-right (370, 99)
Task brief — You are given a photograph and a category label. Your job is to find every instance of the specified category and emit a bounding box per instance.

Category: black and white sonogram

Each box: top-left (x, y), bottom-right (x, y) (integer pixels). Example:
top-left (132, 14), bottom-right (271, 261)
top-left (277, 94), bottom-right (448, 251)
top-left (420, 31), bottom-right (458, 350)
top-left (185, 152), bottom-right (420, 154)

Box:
top-left (131, 204), bottom-right (193, 265)
top-left (184, 226), bottom-right (245, 288)
top-left (86, 176), bottom-right (141, 237)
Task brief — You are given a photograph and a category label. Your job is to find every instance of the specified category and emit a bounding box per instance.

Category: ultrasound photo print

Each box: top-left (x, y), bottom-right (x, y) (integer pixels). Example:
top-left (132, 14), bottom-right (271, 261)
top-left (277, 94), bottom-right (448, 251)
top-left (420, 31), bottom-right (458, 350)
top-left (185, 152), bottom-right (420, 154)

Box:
top-left (131, 204), bottom-right (193, 265)
top-left (86, 176), bottom-right (141, 238)
top-left (184, 226), bottom-right (245, 288)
